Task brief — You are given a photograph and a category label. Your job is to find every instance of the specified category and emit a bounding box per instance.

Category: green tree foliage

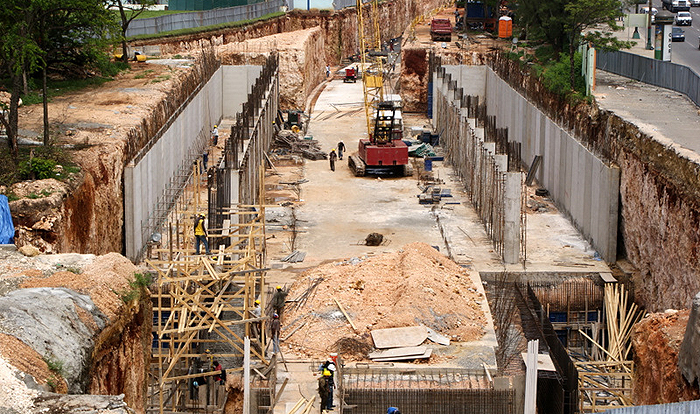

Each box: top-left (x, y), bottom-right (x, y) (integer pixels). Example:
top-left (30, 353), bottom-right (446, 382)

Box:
top-left (517, 0), bottom-right (632, 91)
top-left (0, 0), bottom-right (115, 157)
top-left (563, 0), bottom-right (630, 89)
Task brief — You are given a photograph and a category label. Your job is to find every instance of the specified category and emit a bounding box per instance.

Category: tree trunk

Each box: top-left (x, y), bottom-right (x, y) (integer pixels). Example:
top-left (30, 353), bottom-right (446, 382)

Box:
top-left (7, 73), bottom-right (22, 158)
top-left (121, 36), bottom-right (129, 63)
top-left (43, 64), bottom-right (50, 146)
top-left (569, 38), bottom-right (576, 91)
top-left (22, 71), bottom-right (29, 96)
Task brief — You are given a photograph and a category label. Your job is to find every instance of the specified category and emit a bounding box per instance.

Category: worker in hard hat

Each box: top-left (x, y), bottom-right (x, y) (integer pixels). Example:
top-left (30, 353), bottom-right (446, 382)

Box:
top-left (387, 407), bottom-right (400, 414)
top-left (251, 299), bottom-right (262, 338)
top-left (318, 369), bottom-right (332, 411)
top-left (329, 149), bottom-right (337, 172)
top-left (193, 213), bottom-right (211, 255)
top-left (270, 313), bottom-right (280, 354)
top-left (318, 358), bottom-right (337, 408)
top-left (271, 286), bottom-right (288, 316)
top-left (212, 124), bottom-right (219, 146)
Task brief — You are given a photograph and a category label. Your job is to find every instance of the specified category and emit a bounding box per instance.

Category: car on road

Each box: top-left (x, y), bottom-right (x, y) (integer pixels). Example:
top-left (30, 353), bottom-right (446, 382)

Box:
top-left (675, 11), bottom-right (693, 25)
top-left (671, 27), bottom-right (686, 41)
top-left (690, 0), bottom-right (700, 6)
top-left (642, 6), bottom-right (658, 23)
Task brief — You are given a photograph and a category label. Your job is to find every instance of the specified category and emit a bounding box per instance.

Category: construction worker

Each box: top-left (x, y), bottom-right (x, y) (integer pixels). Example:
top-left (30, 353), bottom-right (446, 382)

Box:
top-left (272, 286), bottom-right (287, 316)
top-left (329, 149), bottom-right (337, 172)
top-left (270, 313), bottom-right (280, 354)
top-left (212, 124), bottom-right (219, 146)
top-left (337, 141), bottom-right (345, 160)
top-left (212, 360), bottom-right (225, 385)
top-left (251, 299), bottom-right (262, 338)
top-left (318, 369), bottom-right (331, 412)
top-left (194, 213), bottom-right (211, 255)
top-left (387, 407), bottom-right (400, 414)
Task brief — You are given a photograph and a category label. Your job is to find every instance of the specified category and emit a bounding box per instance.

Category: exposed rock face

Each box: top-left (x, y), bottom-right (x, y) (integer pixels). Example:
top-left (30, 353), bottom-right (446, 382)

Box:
top-left (632, 310), bottom-right (700, 404)
top-left (618, 148), bottom-right (700, 310)
top-left (0, 287), bottom-right (108, 393)
top-left (33, 392), bottom-right (134, 414)
top-left (679, 292), bottom-right (700, 387)
top-left (0, 252), bottom-right (150, 413)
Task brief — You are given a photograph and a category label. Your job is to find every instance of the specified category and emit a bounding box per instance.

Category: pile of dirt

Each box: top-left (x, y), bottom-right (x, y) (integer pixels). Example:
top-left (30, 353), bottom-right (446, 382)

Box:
top-left (281, 242), bottom-right (486, 360)
top-left (632, 309), bottom-right (700, 404)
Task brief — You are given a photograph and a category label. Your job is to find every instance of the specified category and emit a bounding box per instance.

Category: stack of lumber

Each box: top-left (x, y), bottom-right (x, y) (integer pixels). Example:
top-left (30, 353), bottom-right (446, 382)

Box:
top-left (273, 131), bottom-right (327, 160)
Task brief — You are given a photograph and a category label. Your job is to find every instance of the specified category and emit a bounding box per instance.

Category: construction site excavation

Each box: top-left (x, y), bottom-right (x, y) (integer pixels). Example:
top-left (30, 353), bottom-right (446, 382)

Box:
top-left (2, 0), bottom-right (700, 414)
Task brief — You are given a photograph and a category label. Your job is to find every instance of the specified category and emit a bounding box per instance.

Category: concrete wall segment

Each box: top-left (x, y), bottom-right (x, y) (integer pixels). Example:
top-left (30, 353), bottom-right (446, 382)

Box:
top-left (444, 64), bottom-right (620, 263)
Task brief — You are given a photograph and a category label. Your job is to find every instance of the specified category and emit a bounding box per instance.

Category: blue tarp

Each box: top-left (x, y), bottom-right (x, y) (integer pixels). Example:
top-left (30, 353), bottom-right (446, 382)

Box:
top-left (0, 195), bottom-right (14, 244)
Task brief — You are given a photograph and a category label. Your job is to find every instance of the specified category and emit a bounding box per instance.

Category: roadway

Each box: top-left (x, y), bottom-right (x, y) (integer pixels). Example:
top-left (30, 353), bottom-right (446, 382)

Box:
top-left (623, 3), bottom-right (700, 73)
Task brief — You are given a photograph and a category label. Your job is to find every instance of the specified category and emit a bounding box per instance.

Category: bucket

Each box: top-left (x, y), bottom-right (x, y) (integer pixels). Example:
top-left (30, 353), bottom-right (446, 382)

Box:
top-left (424, 158), bottom-right (433, 171)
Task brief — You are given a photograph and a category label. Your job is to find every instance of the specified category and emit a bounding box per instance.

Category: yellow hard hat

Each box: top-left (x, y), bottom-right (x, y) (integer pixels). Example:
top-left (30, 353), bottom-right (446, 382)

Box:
top-left (323, 369), bottom-right (331, 377)
top-left (214, 124), bottom-right (218, 128)
top-left (255, 299), bottom-right (260, 305)
top-left (276, 285), bottom-right (282, 290)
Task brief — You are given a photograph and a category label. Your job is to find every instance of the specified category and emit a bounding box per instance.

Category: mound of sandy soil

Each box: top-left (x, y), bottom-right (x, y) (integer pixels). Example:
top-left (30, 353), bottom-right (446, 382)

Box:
top-left (281, 242), bottom-right (486, 360)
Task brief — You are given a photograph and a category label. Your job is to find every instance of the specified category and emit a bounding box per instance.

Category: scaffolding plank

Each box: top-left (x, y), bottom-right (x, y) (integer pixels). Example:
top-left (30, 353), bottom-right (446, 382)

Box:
top-left (368, 346), bottom-right (427, 360)
top-left (371, 348), bottom-right (432, 362)
top-left (371, 326), bottom-right (428, 349)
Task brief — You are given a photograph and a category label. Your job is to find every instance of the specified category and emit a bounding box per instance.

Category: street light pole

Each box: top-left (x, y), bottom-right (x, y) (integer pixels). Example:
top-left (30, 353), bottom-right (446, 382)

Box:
top-left (646, 0), bottom-right (654, 49)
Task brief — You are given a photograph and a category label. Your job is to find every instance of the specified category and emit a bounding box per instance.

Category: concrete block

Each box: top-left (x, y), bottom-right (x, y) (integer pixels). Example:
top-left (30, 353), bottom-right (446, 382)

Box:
top-left (503, 172), bottom-right (522, 264)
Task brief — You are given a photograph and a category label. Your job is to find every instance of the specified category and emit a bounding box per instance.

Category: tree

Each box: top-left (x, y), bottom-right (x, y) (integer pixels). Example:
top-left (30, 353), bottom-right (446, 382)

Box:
top-left (517, 0), bottom-right (569, 55)
top-left (0, 0), bottom-right (114, 155)
top-left (0, 0), bottom-right (43, 157)
top-left (563, 0), bottom-right (628, 89)
top-left (33, 0), bottom-right (115, 145)
top-left (109, 0), bottom-right (158, 63)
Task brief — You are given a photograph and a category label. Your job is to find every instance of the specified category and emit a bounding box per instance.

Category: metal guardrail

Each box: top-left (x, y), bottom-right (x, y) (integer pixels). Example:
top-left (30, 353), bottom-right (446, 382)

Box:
top-left (126, 0), bottom-right (285, 37)
top-left (597, 50), bottom-right (700, 108)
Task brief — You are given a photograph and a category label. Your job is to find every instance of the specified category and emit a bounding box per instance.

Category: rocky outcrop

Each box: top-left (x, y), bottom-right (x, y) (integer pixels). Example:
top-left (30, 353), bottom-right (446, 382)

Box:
top-left (33, 392), bottom-right (134, 414)
top-left (0, 251), bottom-right (150, 413)
top-left (632, 310), bottom-right (700, 404)
top-left (679, 292), bottom-right (700, 387)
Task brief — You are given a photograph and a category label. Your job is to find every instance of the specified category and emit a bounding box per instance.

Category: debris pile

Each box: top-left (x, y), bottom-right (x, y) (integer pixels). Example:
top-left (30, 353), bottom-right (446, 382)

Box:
top-left (272, 130), bottom-right (327, 160)
top-left (281, 243), bottom-right (487, 360)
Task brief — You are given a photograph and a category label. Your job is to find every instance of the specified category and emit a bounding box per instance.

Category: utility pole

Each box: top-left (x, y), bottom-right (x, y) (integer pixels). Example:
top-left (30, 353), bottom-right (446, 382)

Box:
top-left (646, 0), bottom-right (654, 49)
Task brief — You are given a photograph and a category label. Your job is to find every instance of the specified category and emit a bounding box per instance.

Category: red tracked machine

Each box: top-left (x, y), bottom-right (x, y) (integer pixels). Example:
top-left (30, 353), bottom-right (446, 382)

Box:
top-left (348, 101), bottom-right (412, 177)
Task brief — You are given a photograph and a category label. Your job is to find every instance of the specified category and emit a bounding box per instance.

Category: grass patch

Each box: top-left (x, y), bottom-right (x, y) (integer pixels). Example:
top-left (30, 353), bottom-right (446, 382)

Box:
top-left (128, 11), bottom-right (284, 41)
top-left (134, 69), bottom-right (155, 79)
top-left (44, 356), bottom-right (64, 376)
top-left (111, 9), bottom-right (187, 20)
top-left (0, 145), bottom-right (81, 188)
top-left (119, 272), bottom-right (153, 303)
top-left (152, 74), bottom-right (171, 83)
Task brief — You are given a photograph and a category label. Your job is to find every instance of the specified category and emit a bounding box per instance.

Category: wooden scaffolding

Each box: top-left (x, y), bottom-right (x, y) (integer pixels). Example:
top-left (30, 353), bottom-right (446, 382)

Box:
top-left (147, 197), bottom-right (270, 413)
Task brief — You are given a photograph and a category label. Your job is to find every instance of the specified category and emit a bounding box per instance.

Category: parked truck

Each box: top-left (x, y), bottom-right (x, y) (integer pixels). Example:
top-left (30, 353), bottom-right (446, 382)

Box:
top-left (430, 18), bottom-right (452, 41)
top-left (662, 0), bottom-right (690, 12)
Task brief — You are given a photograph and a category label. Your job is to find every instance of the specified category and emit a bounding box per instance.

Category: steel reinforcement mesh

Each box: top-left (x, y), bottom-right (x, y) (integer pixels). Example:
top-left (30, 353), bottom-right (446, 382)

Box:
top-left (343, 388), bottom-right (515, 414)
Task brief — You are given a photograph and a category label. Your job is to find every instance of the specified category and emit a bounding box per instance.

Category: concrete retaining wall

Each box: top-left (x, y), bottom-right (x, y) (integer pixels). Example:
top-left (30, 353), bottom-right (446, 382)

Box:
top-left (483, 68), bottom-right (619, 263)
top-left (440, 65), bottom-right (619, 263)
top-left (124, 65), bottom-right (260, 260)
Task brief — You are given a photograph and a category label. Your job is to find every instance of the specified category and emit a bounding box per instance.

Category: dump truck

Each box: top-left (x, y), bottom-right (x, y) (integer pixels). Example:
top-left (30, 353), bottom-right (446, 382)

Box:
top-left (430, 18), bottom-right (452, 42)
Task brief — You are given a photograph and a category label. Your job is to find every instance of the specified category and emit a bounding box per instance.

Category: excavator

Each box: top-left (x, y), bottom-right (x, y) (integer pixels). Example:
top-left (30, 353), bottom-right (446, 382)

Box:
top-left (347, 0), bottom-right (412, 177)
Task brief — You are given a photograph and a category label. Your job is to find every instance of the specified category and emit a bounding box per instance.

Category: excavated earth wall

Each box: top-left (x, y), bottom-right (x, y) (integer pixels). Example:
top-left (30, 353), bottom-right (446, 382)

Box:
top-left (632, 310), bottom-right (700, 404)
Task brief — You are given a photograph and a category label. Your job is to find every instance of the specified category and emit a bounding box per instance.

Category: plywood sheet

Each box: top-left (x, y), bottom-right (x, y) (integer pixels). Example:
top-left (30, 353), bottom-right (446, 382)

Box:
top-left (371, 326), bottom-right (428, 349)
top-left (372, 348), bottom-right (433, 362)
top-left (368, 346), bottom-right (427, 360)
top-left (521, 352), bottom-right (556, 372)
top-left (424, 325), bottom-right (450, 346)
